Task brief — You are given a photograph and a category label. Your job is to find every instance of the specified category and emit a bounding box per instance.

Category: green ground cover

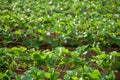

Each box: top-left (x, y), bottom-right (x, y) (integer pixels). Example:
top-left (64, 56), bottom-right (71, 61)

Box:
top-left (0, 0), bottom-right (120, 80)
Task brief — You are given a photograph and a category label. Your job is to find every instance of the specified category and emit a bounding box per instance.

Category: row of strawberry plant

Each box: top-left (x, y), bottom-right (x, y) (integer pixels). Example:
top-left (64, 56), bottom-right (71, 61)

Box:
top-left (0, 46), bottom-right (120, 79)
top-left (0, 0), bottom-right (120, 48)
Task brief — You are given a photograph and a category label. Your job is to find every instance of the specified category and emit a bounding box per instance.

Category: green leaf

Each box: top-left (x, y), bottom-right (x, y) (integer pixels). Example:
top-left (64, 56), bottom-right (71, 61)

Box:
top-left (2, 75), bottom-right (10, 80)
top-left (90, 70), bottom-right (101, 80)
top-left (45, 72), bottom-right (50, 79)
top-left (64, 74), bottom-right (70, 80)
top-left (92, 47), bottom-right (105, 54)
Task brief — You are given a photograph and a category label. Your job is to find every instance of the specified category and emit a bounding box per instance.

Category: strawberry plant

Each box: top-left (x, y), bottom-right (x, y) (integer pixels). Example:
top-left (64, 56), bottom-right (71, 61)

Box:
top-left (0, 0), bottom-right (120, 79)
